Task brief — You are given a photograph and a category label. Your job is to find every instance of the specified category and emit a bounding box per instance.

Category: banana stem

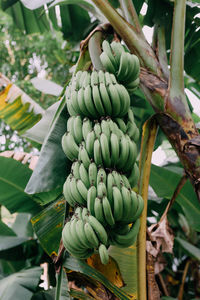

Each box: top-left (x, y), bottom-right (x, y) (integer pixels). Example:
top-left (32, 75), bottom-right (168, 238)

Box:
top-left (91, 0), bottom-right (161, 75)
top-left (137, 117), bottom-right (158, 300)
top-left (88, 31), bottom-right (104, 71)
top-left (119, 0), bottom-right (144, 35)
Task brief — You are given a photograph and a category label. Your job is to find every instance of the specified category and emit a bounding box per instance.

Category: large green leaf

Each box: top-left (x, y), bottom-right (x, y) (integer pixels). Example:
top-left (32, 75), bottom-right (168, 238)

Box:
top-left (0, 267), bottom-right (42, 300)
top-left (175, 237), bottom-right (200, 261)
top-left (0, 157), bottom-right (40, 214)
top-left (108, 245), bottom-right (137, 296)
top-left (63, 255), bottom-right (132, 299)
top-left (25, 96), bottom-right (70, 200)
top-left (5, 2), bottom-right (50, 34)
top-left (31, 197), bottom-right (66, 256)
top-left (150, 164), bottom-right (200, 232)
top-left (59, 4), bottom-right (91, 43)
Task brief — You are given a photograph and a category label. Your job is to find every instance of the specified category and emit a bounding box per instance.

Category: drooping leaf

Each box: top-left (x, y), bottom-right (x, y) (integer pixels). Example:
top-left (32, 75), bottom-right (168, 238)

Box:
top-left (150, 164), bottom-right (200, 232)
top-left (47, 0), bottom-right (105, 22)
top-left (63, 255), bottom-right (133, 299)
top-left (31, 78), bottom-right (63, 96)
top-left (60, 4), bottom-right (91, 42)
top-left (0, 267), bottom-right (42, 300)
top-left (0, 75), bottom-right (43, 134)
top-left (175, 237), bottom-right (200, 261)
top-left (0, 156), bottom-right (40, 214)
top-left (5, 2), bottom-right (50, 34)
top-left (23, 101), bottom-right (61, 144)
top-left (31, 197), bottom-right (66, 256)
top-left (25, 96), bottom-right (70, 199)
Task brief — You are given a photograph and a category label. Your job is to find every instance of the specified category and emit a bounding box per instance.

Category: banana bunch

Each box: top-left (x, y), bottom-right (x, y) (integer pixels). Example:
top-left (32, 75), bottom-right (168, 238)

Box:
top-left (100, 40), bottom-right (140, 94)
top-left (66, 70), bottom-right (130, 118)
top-left (61, 44), bottom-right (143, 264)
top-left (62, 207), bottom-right (109, 264)
top-left (87, 180), bottom-right (144, 227)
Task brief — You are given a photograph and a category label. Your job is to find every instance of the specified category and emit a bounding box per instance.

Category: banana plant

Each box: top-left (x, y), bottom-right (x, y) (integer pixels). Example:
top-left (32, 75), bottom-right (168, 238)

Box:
top-left (0, 0), bottom-right (200, 299)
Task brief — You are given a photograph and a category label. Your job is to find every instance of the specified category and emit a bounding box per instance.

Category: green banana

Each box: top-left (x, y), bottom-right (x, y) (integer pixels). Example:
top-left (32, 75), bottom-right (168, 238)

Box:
top-left (87, 215), bottom-right (108, 245)
top-left (91, 71), bottom-right (99, 86)
top-left (99, 83), bottom-right (112, 116)
top-left (84, 85), bottom-right (99, 119)
top-left (87, 185), bottom-right (97, 216)
top-left (79, 163), bottom-right (90, 189)
top-left (100, 119), bottom-right (111, 140)
top-left (93, 122), bottom-right (102, 138)
top-left (114, 118), bottom-right (127, 133)
top-left (110, 132), bottom-right (120, 166)
top-left (88, 162), bottom-right (97, 186)
top-left (121, 186), bottom-right (132, 221)
top-left (97, 181), bottom-right (107, 198)
top-left (117, 52), bottom-right (129, 81)
top-left (100, 51), bottom-right (116, 74)
top-left (71, 160), bottom-right (80, 179)
top-left (116, 135), bottom-right (129, 170)
top-left (86, 130), bottom-right (95, 157)
top-left (102, 40), bottom-right (117, 69)
top-left (106, 172), bottom-right (114, 208)
top-left (79, 144), bottom-right (91, 169)
top-left (97, 167), bottom-right (107, 185)
top-left (102, 196), bottom-right (115, 226)
top-left (98, 70), bottom-right (106, 84)
top-left (84, 222), bottom-right (99, 248)
top-left (98, 244), bottom-right (109, 265)
top-left (100, 133), bottom-right (111, 167)
top-left (94, 197), bottom-right (106, 225)
top-left (112, 219), bottom-right (140, 247)
top-left (92, 85), bottom-right (106, 116)
top-left (113, 186), bottom-right (123, 221)
top-left (110, 41), bottom-right (125, 65)
top-left (63, 175), bottom-right (75, 207)
top-left (82, 117), bottom-right (93, 141)
top-left (76, 179), bottom-right (88, 201)
top-left (70, 177), bottom-right (85, 205)
top-left (94, 138), bottom-right (103, 167)
top-left (77, 88), bottom-right (91, 117)
top-left (73, 115), bottom-right (83, 144)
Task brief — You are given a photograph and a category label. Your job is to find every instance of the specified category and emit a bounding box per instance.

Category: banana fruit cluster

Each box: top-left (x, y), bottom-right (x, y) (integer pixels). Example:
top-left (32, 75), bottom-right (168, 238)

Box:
top-left (61, 40), bottom-right (143, 264)
top-left (62, 207), bottom-right (109, 264)
top-left (66, 70), bottom-right (130, 118)
top-left (100, 40), bottom-right (140, 94)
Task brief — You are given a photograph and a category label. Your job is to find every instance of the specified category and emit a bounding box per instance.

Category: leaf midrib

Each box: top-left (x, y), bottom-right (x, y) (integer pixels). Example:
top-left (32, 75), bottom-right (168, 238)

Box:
top-left (0, 176), bottom-right (31, 197)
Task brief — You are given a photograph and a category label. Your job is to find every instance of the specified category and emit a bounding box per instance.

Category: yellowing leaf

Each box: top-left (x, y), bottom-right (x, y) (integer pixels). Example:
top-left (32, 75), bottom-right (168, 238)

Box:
top-left (0, 73), bottom-right (44, 134)
top-left (87, 253), bottom-right (124, 288)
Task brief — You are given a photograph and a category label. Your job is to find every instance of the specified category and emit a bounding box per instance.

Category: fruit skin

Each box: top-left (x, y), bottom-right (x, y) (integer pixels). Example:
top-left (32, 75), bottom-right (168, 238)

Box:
top-left (98, 244), bottom-right (109, 265)
top-left (62, 44), bottom-right (143, 263)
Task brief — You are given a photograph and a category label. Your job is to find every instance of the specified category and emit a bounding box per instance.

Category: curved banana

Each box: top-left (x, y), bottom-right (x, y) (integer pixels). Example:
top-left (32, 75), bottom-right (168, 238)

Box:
top-left (79, 163), bottom-right (90, 189)
top-left (94, 197), bottom-right (106, 225)
top-left (100, 133), bottom-right (111, 167)
top-left (113, 186), bottom-right (123, 221)
top-left (87, 185), bottom-right (97, 216)
top-left (102, 196), bottom-right (115, 226)
top-left (98, 244), bottom-right (109, 265)
top-left (88, 162), bottom-right (97, 186)
top-left (94, 138), bottom-right (103, 167)
top-left (102, 40), bottom-right (117, 70)
top-left (82, 117), bottom-right (93, 141)
top-left (87, 215), bottom-right (108, 245)
top-left (86, 130), bottom-right (95, 157)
